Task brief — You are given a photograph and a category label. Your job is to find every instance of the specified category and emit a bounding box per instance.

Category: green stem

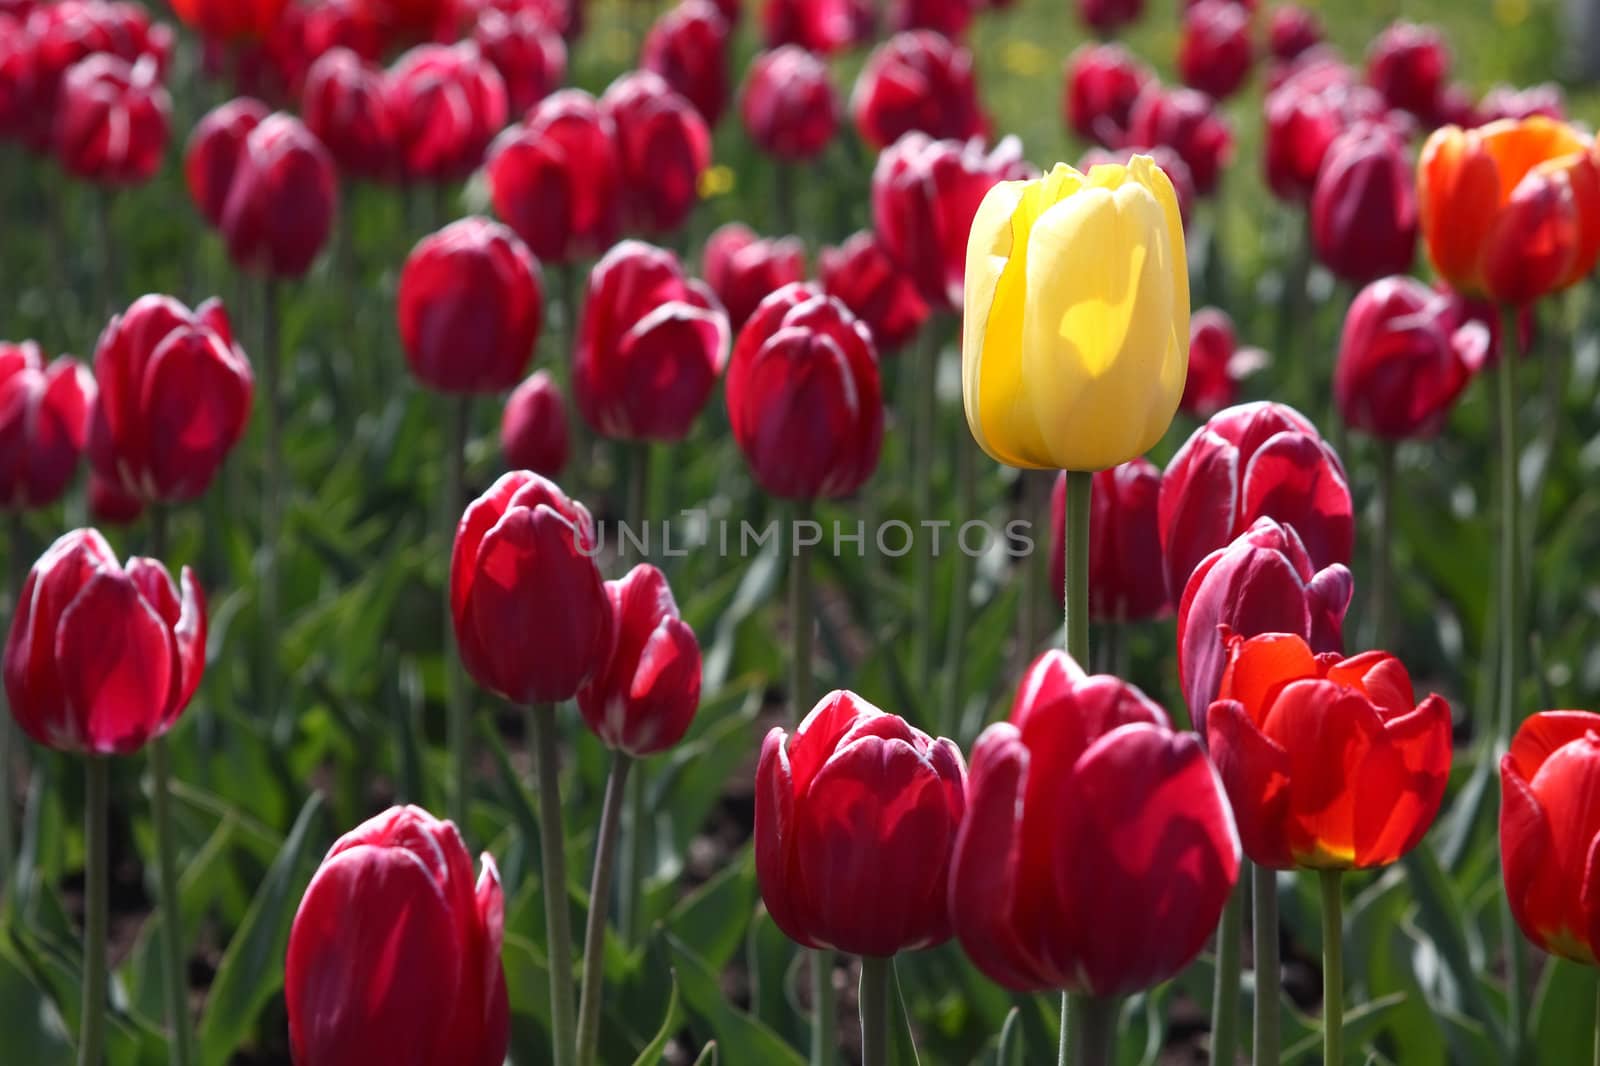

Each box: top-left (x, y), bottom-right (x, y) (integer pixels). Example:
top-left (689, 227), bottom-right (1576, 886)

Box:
top-left (444, 394), bottom-right (471, 830)
top-left (150, 737), bottom-right (194, 1066)
top-left (1063, 471), bottom-right (1091, 665)
top-left (1498, 308), bottom-right (1527, 1060)
top-left (1320, 870), bottom-right (1344, 1066)
top-left (1371, 442), bottom-right (1396, 648)
top-left (79, 757), bottom-right (109, 1066)
top-left (914, 329), bottom-right (938, 680)
top-left (790, 500), bottom-right (814, 723)
top-left (1058, 991), bottom-right (1070, 1065)
top-left (811, 951), bottom-right (836, 1066)
top-left (1, 510), bottom-right (26, 907)
top-left (1252, 863), bottom-right (1280, 1066)
top-left (942, 429), bottom-right (975, 737)
top-left (532, 706), bottom-right (577, 1066)
top-left (617, 446), bottom-right (651, 945)
top-left (1067, 994), bottom-right (1116, 1066)
top-left (575, 752), bottom-right (632, 1066)
top-left (261, 279), bottom-right (283, 741)
top-left (1592, 972), bottom-right (1599, 1066)
top-left (859, 956), bottom-right (890, 1066)
top-left (1211, 880), bottom-right (1242, 1066)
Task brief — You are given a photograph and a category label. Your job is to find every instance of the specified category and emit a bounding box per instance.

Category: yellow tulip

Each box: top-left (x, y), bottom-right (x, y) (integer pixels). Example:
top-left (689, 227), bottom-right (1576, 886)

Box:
top-left (961, 155), bottom-right (1190, 472)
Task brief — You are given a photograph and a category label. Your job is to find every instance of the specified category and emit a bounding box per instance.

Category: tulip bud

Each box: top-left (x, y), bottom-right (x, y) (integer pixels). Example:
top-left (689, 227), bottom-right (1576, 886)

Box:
top-left (1048, 460), bottom-right (1167, 623)
top-left (756, 690), bottom-right (965, 956)
top-left (472, 8), bottom-right (565, 115)
top-left (1365, 21), bottom-right (1448, 118)
top-left (1178, 0), bottom-right (1252, 101)
top-left (186, 98), bottom-right (270, 225)
top-left (1126, 86), bottom-right (1233, 196)
top-left (1336, 276), bottom-right (1475, 440)
top-left (0, 342), bottom-right (94, 510)
top-left (1182, 307), bottom-right (1252, 416)
top-left (171, 0), bottom-right (288, 41)
top-left (301, 48), bottom-right (396, 182)
top-left (486, 90), bottom-right (621, 264)
top-left (819, 231), bottom-right (929, 354)
top-left (285, 805), bottom-right (508, 1066)
top-left (641, 0), bottom-right (730, 127)
top-left (852, 30), bottom-right (985, 152)
top-left (1268, 4), bottom-right (1321, 62)
top-left (762, 0), bottom-right (872, 56)
top-left (1309, 122), bottom-right (1417, 284)
top-left (889, 0), bottom-right (975, 38)
top-left (500, 370), bottom-right (569, 478)
top-left (388, 42), bottom-right (507, 182)
top-left (1263, 66), bottom-right (1388, 203)
top-left (740, 46), bottom-right (838, 163)
top-left (702, 223), bottom-right (806, 331)
top-left (1063, 43), bottom-right (1152, 150)
top-left (1076, 0), bottom-right (1142, 34)
top-left (54, 53), bottom-right (169, 184)
top-left (220, 112), bottom-right (339, 279)
top-left (601, 71), bottom-right (711, 236)
top-left (4, 528), bottom-right (205, 755)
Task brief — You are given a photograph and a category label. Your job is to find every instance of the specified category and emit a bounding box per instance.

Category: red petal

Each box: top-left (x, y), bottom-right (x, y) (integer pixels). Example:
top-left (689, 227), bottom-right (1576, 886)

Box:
top-left (1502, 754), bottom-right (1566, 957)
top-left (1206, 700), bottom-right (1295, 868)
top-left (754, 726), bottom-right (815, 949)
top-left (1354, 694), bottom-right (1452, 866)
top-left (1216, 632), bottom-right (1317, 723)
top-left (1259, 679), bottom-right (1379, 867)
top-left (56, 568), bottom-right (176, 755)
top-left (1507, 710), bottom-right (1600, 782)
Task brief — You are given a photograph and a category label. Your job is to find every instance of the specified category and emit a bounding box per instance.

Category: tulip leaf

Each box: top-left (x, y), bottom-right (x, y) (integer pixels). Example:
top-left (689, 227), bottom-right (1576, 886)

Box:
top-left (630, 970), bottom-right (682, 1066)
top-left (1281, 991), bottom-right (1407, 1063)
top-left (995, 1006), bottom-right (1023, 1066)
top-left (888, 958), bottom-right (923, 1066)
top-left (0, 942), bottom-right (73, 1066)
top-left (665, 932), bottom-right (806, 1066)
top-left (691, 1041), bottom-right (719, 1066)
top-left (666, 847), bottom-right (755, 972)
top-left (1532, 958), bottom-right (1600, 1066)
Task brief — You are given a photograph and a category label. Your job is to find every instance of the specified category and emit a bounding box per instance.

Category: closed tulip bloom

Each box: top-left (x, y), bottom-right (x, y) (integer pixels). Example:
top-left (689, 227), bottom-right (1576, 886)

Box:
top-left (1077, 0), bottom-right (1141, 34)
top-left (486, 90), bottom-right (620, 263)
top-left (762, 0), bottom-right (872, 56)
top-left (220, 112), bottom-right (338, 278)
top-left (1183, 307), bottom-right (1248, 416)
top-left (1366, 21), bottom-right (1448, 118)
top-left (1048, 459), bottom-right (1167, 622)
top-left (950, 651), bottom-right (1239, 994)
top-left (24, 1), bottom-right (171, 151)
top-left (399, 217), bottom-right (543, 395)
top-left (726, 284), bottom-right (883, 500)
top-left (388, 42), bottom-right (507, 182)
top-left (4, 528), bottom-right (204, 755)
top-left (1159, 401), bottom-right (1352, 599)
top-left (171, 0), bottom-right (287, 39)
top-left (1263, 68), bottom-right (1388, 203)
top-left (852, 30), bottom-right (985, 151)
top-left (1268, 4), bottom-right (1321, 62)
top-left (89, 295), bottom-right (253, 503)
top-left (299, 0), bottom-right (386, 66)
top-left (819, 231), bottom-right (929, 353)
top-left (703, 223), bottom-right (806, 331)
top-left (0, 19), bottom-right (37, 142)
top-left (185, 97), bottom-right (270, 224)
top-left (575, 241), bottom-right (729, 441)
top-left (889, 0), bottom-right (975, 38)
top-left (1177, 517), bottom-right (1352, 725)
top-left (578, 565), bottom-right (701, 757)
top-left (1310, 122), bottom-right (1417, 284)
top-left (53, 54), bottom-right (169, 184)
top-left (1063, 43), bottom-right (1152, 150)
top-left (452, 472), bottom-right (612, 705)
top-left (1126, 86), bottom-right (1232, 196)
top-left (0, 342), bottom-right (94, 510)
top-left (1207, 632), bottom-right (1451, 869)
top-left (301, 48), bottom-right (396, 181)
top-left (1336, 276), bottom-right (1475, 440)
top-left (1079, 144), bottom-right (1195, 229)
top-left (641, 0), bottom-right (730, 127)
top-left (285, 806), bottom-right (508, 1066)
top-left (756, 690), bottom-right (965, 957)
top-left (1178, 0), bottom-right (1252, 101)
top-left (601, 71), bottom-right (711, 236)
top-left (1478, 83), bottom-right (1564, 125)
top-left (962, 157), bottom-right (1189, 472)
top-left (500, 370), bottom-right (568, 477)
top-left (741, 46), bottom-right (838, 163)
top-left (472, 8), bottom-right (565, 115)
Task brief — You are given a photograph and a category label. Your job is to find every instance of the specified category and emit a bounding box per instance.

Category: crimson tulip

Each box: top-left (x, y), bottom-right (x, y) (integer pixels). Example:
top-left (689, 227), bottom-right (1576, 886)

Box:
top-left (600, 71), bottom-right (710, 236)
top-left (170, 0), bottom-right (287, 40)
top-left (1478, 83), bottom-right (1564, 125)
top-left (1366, 21), bottom-right (1448, 120)
top-left (1310, 122), bottom-right (1417, 284)
top-left (388, 42), bottom-right (507, 182)
top-left (285, 805), bottom-right (507, 1066)
top-left (24, 0), bottom-right (171, 151)
top-left (1182, 306), bottom-right (1258, 417)
top-left (88, 471), bottom-right (142, 524)
top-left (889, 0), bottom-right (975, 37)
top-left (89, 295), bottom-right (253, 504)
top-left (0, 15), bottom-right (36, 142)
top-left (1048, 459), bottom-right (1166, 622)
top-left (365, 0), bottom-right (454, 40)
top-left (0, 342), bottom-right (94, 510)
top-left (1263, 64), bottom-right (1388, 203)
top-left (1336, 276), bottom-right (1476, 440)
top-left (950, 650), bottom-right (1239, 994)
top-left (472, 7), bottom-right (565, 115)
top-left (641, 0), bottom-right (730, 127)
top-left (220, 112), bottom-right (338, 278)
top-left (756, 689), bottom-right (965, 957)
top-left (818, 231), bottom-right (929, 353)
top-left (726, 283), bottom-right (882, 500)
top-left (1126, 86), bottom-right (1232, 196)
top-left (1077, 0), bottom-right (1142, 34)
top-left (297, 0), bottom-right (386, 65)
top-left (398, 217), bottom-right (543, 395)
top-left (185, 98), bottom-right (269, 225)
top-left (1268, 4), bottom-right (1321, 62)
top-left (1079, 144), bottom-right (1195, 228)
top-left (500, 370), bottom-right (568, 478)
top-left (301, 48), bottom-right (396, 181)
top-left (452, 471), bottom-right (612, 705)
top-left (1063, 43), bottom-right (1152, 150)
top-left (486, 90), bottom-right (620, 264)
top-left (852, 30), bottom-right (985, 151)
top-left (740, 46), bottom-right (838, 163)
top-left (1178, 0), bottom-right (1252, 101)
top-left (53, 53), bottom-right (169, 184)
top-left (1159, 401), bottom-right (1352, 600)
top-left (4, 527), bottom-right (204, 755)
top-left (762, 0), bottom-right (872, 56)
top-left (702, 223), bottom-right (806, 331)
top-left (1207, 632), bottom-right (1451, 869)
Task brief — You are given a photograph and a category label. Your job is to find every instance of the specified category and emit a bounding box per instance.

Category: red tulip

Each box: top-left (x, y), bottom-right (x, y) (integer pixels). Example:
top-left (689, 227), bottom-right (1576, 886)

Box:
top-left (575, 241), bottom-right (729, 442)
top-left (1063, 43), bottom-right (1152, 150)
top-left (451, 471), bottom-right (612, 705)
top-left (1310, 122), bottom-right (1417, 284)
top-left (1263, 64), bottom-right (1389, 203)
top-left (1478, 83), bottom-right (1564, 125)
top-left (756, 689), bottom-right (965, 956)
top-left (457, 0), bottom-right (577, 40)
top-left (0, 342), bottom-right (94, 510)
top-left (818, 230), bottom-right (929, 353)
top-left (53, 53), bottom-right (169, 184)
top-left (399, 217), bottom-right (543, 395)
top-left (577, 564), bottom-right (701, 757)
top-left (185, 98), bottom-right (270, 224)
top-left (1366, 21), bottom-right (1448, 119)
top-left (301, 48), bottom-right (397, 181)
top-left (486, 89), bottom-right (620, 263)
top-left (702, 223), bottom-right (806, 331)
top-left (24, 0), bottom-right (170, 151)
top-left (298, 0), bottom-right (387, 65)
top-left (726, 283), bottom-right (882, 500)
top-left (1182, 307), bottom-right (1251, 416)
top-left (87, 471), bottom-right (142, 524)
top-left (1177, 516), bottom-right (1351, 726)
top-left (889, 0), bottom-right (975, 37)
top-left (220, 112), bottom-right (338, 278)
top-left (365, 0), bottom-right (455, 40)
top-left (170, 0), bottom-right (287, 40)
top-left (4, 528), bottom-right (204, 755)
top-left (0, 18), bottom-right (37, 142)
top-left (285, 805), bottom-right (507, 1066)
top-left (1048, 460), bottom-right (1167, 623)
top-left (1076, 0), bottom-right (1142, 34)
top-left (740, 45), bottom-right (838, 163)
top-left (950, 651), bottom-right (1239, 994)
top-left (1207, 632), bottom-right (1451, 869)
top-left (1178, 0), bottom-right (1252, 101)
top-left (1159, 401), bottom-right (1352, 601)
top-left (388, 42), bottom-right (507, 182)
top-left (500, 370), bottom-right (569, 478)
top-left (601, 71), bottom-right (711, 236)
top-left (641, 0), bottom-right (730, 127)
top-left (89, 296), bottom-right (253, 504)
top-left (1336, 276), bottom-right (1475, 440)
top-left (1268, 4), bottom-right (1321, 62)
top-left (762, 0), bottom-right (872, 56)
top-left (851, 30), bottom-right (985, 152)
top-left (872, 132), bottom-right (1034, 311)
top-left (1126, 86), bottom-right (1232, 196)
top-left (1079, 144), bottom-right (1194, 228)
top-left (472, 7), bottom-right (565, 115)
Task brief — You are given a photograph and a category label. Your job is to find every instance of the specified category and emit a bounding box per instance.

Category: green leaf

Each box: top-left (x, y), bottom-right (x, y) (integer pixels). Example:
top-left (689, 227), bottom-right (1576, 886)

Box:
top-left (665, 933), bottom-right (805, 1066)
top-left (630, 971), bottom-right (682, 1066)
top-left (666, 848), bottom-right (755, 972)
top-left (1532, 958), bottom-right (1599, 1066)
top-left (691, 1041), bottom-right (719, 1066)
top-left (0, 942), bottom-right (73, 1066)
top-left (995, 1007), bottom-right (1023, 1066)
top-left (888, 958), bottom-right (923, 1066)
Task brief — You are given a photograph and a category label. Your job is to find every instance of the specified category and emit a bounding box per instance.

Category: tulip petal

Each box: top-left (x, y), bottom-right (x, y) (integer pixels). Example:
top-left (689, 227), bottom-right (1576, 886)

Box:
top-left (1507, 710), bottom-right (1600, 781)
top-left (1501, 754), bottom-right (1565, 958)
top-left (1240, 430), bottom-right (1353, 573)
top-left (1159, 428), bottom-right (1240, 596)
top-left (1354, 694), bottom-right (1452, 866)
top-left (1259, 679), bottom-right (1381, 867)
top-left (754, 727), bottom-right (816, 949)
top-left (1207, 699), bottom-right (1296, 868)
top-left (56, 568), bottom-right (176, 755)
top-left (1217, 632), bottom-right (1317, 725)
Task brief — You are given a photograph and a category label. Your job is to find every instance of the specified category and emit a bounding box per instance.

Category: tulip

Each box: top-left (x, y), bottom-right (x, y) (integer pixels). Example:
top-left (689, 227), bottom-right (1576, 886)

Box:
top-left (0, 20), bottom-right (35, 143)
top-left (1478, 83), bottom-right (1564, 125)
top-left (1182, 307), bottom-right (1254, 416)
top-left (819, 231), bottom-right (929, 353)
top-left (365, 0), bottom-right (454, 40)
top-left (486, 90), bottom-right (621, 264)
top-left (1309, 122), bottom-right (1417, 284)
top-left (762, 0), bottom-right (872, 56)
top-left (88, 471), bottom-right (142, 524)
top-left (726, 283), bottom-right (883, 500)
top-left (740, 46), bottom-right (838, 163)
top-left (852, 30), bottom-right (985, 151)
top-left (1080, 145), bottom-right (1195, 229)
top-left (962, 157), bottom-right (1189, 472)
top-left (500, 370), bottom-right (569, 477)
top-left (574, 241), bottom-right (729, 441)
top-left (1047, 459), bottom-right (1167, 622)
top-left (472, 7), bottom-right (565, 115)
top-left (1077, 0), bottom-right (1142, 34)
top-left (170, 0), bottom-right (287, 40)
top-left (1365, 21), bottom-right (1448, 119)
top-left (702, 223), bottom-right (806, 331)
top-left (186, 99), bottom-right (270, 225)
top-left (388, 42), bottom-right (507, 182)
top-left (219, 112), bottom-right (339, 279)
top-left (0, 342), bottom-right (95, 510)
top-left (641, 0), bottom-right (730, 127)
top-left (398, 217), bottom-right (543, 395)
top-left (600, 71), bottom-right (711, 236)
top-left (53, 54), bottom-right (169, 184)
top-left (889, 0), bottom-right (975, 38)
top-left (1126, 86), bottom-right (1233, 196)
top-left (1263, 66), bottom-right (1388, 203)
top-left (301, 48), bottom-right (396, 182)
top-left (285, 806), bottom-right (508, 1066)
top-left (950, 651), bottom-right (1240, 996)
top-left (1336, 276), bottom-right (1476, 440)
top-left (1063, 43), bottom-right (1152, 150)
top-left (23, 1), bottom-right (171, 152)
top-left (89, 295), bottom-right (254, 504)
top-left (1178, 0), bottom-right (1252, 101)
top-left (298, 0), bottom-right (386, 66)
top-left (1268, 4), bottom-right (1321, 62)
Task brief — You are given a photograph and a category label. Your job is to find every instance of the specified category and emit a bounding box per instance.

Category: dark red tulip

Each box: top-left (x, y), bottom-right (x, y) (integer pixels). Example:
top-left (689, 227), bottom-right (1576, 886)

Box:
top-left (741, 45), bottom-right (838, 163)
top-left (577, 564), bottom-right (702, 757)
top-left (818, 230), bottom-right (929, 353)
top-left (1177, 516), bottom-right (1351, 726)
top-left (452, 471), bottom-right (612, 705)
top-left (1063, 43), bottom-right (1152, 150)
top-left (1336, 276), bottom-right (1474, 440)
top-left (1268, 4), bottom-right (1321, 62)
top-left (301, 48), bottom-right (397, 181)
top-left (171, 0), bottom-right (287, 40)
top-left (726, 283), bottom-right (882, 500)
top-left (1079, 144), bottom-right (1194, 228)
top-left (702, 223), bottom-right (806, 331)
top-left (53, 54), bottom-right (169, 184)
top-left (500, 370), bottom-right (568, 478)
top-left (1178, 0), bottom-right (1252, 101)
top-left (365, 0), bottom-right (454, 41)
top-left (1048, 459), bottom-right (1168, 623)
top-left (641, 0), bottom-right (730, 127)
top-left (1182, 307), bottom-right (1254, 417)
top-left (889, 0), bottom-right (976, 40)
top-left (1310, 121), bottom-right (1417, 284)
top-left (4, 527), bottom-right (204, 755)
top-left (388, 42), bottom-right (507, 182)
top-left (89, 296), bottom-right (253, 504)
top-left (1478, 83), bottom-right (1564, 125)
top-left (220, 112), bottom-right (338, 278)
top-left (762, 0), bottom-right (872, 56)
top-left (1159, 401), bottom-right (1353, 602)
top-left (472, 7), bottom-right (565, 115)
top-left (456, 0), bottom-right (577, 39)
top-left (185, 97), bottom-right (270, 225)
top-left (1263, 64), bottom-right (1389, 203)
top-left (25, 0), bottom-right (171, 150)
top-left (0, 342), bottom-right (94, 511)
top-left (88, 470), bottom-right (142, 524)
top-left (486, 89), bottom-right (620, 263)
top-left (0, 17), bottom-right (37, 142)
top-left (298, 0), bottom-right (386, 65)
top-left (1126, 86), bottom-right (1233, 196)
top-left (285, 805), bottom-right (508, 1066)
top-left (575, 241), bottom-right (729, 442)
top-left (1077, 0), bottom-right (1142, 34)
top-left (950, 651), bottom-right (1240, 995)
top-left (601, 70), bottom-right (711, 236)
top-left (756, 689), bottom-right (965, 956)
top-left (1366, 21), bottom-right (1448, 119)
top-left (399, 217), bottom-right (543, 395)
top-left (851, 30), bottom-right (985, 152)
